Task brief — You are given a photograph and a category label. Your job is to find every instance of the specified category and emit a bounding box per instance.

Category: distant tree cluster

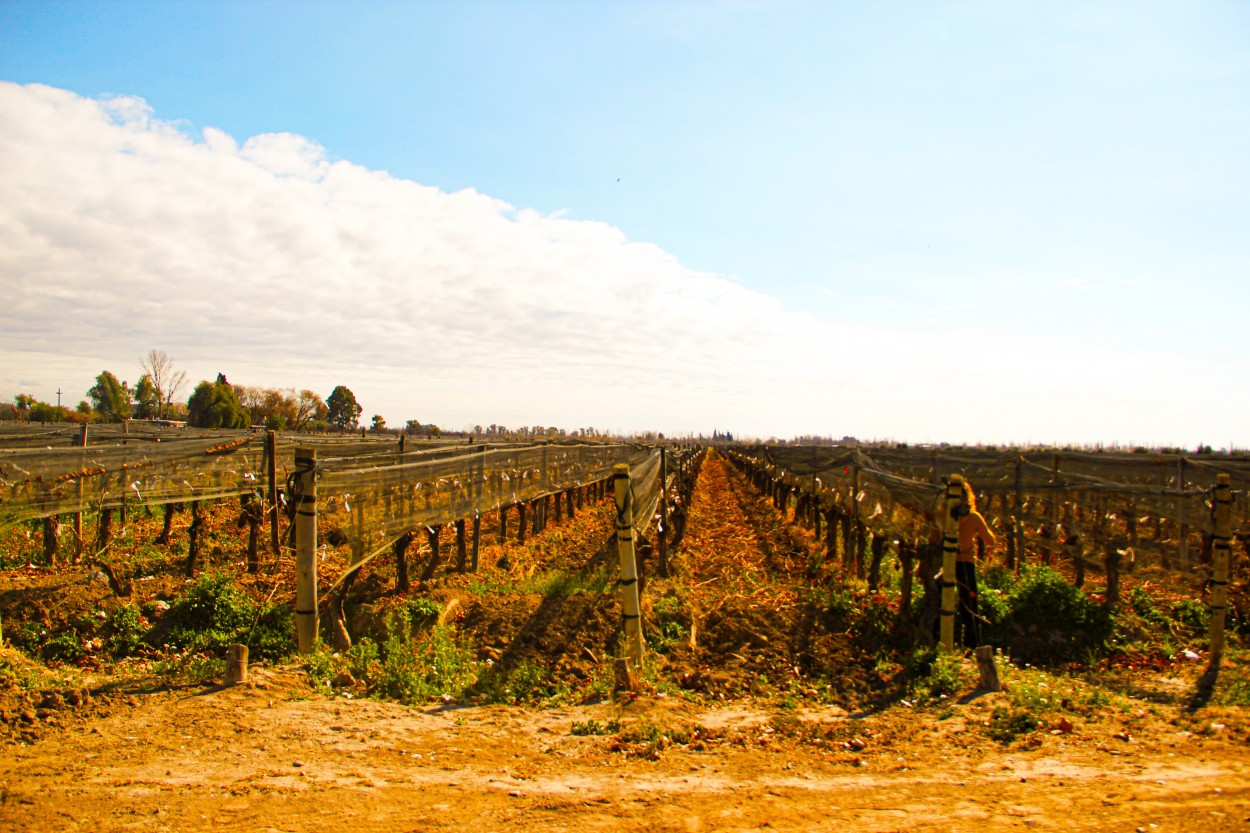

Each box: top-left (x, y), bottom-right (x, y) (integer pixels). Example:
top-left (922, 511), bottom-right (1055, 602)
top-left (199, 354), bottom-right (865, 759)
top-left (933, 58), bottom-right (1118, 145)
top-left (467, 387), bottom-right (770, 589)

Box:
top-left (235, 386), bottom-right (328, 431)
top-left (187, 374), bottom-right (249, 429)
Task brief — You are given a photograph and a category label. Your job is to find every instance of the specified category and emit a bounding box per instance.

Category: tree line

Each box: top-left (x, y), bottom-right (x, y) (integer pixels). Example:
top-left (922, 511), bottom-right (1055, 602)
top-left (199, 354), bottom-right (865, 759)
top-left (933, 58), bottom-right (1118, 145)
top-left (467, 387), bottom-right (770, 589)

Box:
top-left (2, 350), bottom-right (368, 432)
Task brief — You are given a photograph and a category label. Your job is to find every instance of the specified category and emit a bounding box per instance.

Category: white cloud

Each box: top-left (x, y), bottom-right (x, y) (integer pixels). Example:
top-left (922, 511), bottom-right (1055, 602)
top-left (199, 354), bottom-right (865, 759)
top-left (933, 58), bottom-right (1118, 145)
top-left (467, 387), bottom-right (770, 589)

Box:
top-left (0, 82), bottom-right (828, 436)
top-left (1, 81), bottom-right (1245, 447)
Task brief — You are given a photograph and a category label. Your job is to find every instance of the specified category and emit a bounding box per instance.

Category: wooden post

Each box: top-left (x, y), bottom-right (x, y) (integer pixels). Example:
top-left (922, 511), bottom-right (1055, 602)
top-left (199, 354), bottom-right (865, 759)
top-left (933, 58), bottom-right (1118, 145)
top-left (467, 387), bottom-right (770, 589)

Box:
top-left (1013, 459), bottom-right (1025, 572)
top-left (898, 539), bottom-right (916, 623)
top-left (939, 476), bottom-right (963, 651)
top-left (293, 447), bottom-right (318, 654)
top-left (470, 513), bottom-right (481, 572)
top-left (658, 449), bottom-right (669, 578)
top-left (74, 423), bottom-right (88, 560)
top-left (94, 508), bottom-right (113, 557)
top-left (267, 430), bottom-right (280, 556)
top-left (1209, 474), bottom-right (1233, 663)
top-left (455, 518), bottom-right (467, 572)
top-left (1103, 546), bottom-right (1122, 610)
top-left (613, 464), bottom-right (645, 667)
top-left (1176, 457), bottom-right (1190, 569)
top-left (42, 516), bottom-right (59, 564)
top-left (1046, 454), bottom-right (1061, 567)
top-left (850, 465), bottom-right (864, 573)
top-left (420, 525), bottom-right (443, 583)
top-left (974, 646), bottom-right (1001, 692)
top-left (517, 502), bottom-right (527, 543)
top-left (867, 533), bottom-right (885, 592)
top-left (186, 501), bottom-right (201, 577)
top-left (393, 530), bottom-right (413, 593)
top-left (224, 644), bottom-right (249, 686)
top-left (498, 505), bottom-right (509, 543)
top-left (244, 492), bottom-right (261, 573)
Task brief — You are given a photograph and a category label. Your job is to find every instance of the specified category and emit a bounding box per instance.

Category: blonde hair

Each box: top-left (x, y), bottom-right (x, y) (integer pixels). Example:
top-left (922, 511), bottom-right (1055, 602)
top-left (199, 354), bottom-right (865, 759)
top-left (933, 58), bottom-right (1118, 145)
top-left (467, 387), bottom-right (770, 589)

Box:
top-left (955, 476), bottom-right (977, 513)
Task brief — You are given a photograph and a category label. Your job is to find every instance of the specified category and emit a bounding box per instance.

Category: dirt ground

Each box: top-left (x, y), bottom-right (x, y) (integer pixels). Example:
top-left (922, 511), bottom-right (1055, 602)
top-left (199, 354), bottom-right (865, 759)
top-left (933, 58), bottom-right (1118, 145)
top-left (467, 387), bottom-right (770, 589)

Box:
top-left (1, 668), bottom-right (1247, 833)
top-left (1, 451), bottom-right (1248, 831)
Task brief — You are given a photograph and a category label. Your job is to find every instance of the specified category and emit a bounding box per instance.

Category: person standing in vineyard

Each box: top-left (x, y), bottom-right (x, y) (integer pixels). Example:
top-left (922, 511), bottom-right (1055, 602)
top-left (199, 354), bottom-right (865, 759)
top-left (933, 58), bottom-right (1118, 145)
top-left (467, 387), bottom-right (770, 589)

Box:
top-left (953, 479), bottom-right (995, 648)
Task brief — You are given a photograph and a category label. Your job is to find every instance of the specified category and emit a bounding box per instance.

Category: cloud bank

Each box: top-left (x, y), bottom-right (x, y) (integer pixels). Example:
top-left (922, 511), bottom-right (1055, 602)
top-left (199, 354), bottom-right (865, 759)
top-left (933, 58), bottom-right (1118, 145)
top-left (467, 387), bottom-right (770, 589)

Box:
top-left (2, 82), bottom-right (1245, 447)
top-left (0, 82), bottom-right (826, 436)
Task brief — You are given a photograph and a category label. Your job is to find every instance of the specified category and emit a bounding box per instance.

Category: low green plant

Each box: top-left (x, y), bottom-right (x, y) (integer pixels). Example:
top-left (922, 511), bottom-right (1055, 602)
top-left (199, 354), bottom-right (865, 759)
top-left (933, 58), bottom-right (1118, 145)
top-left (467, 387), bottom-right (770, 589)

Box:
top-left (1171, 599), bottom-right (1211, 634)
top-left (319, 607), bottom-right (477, 704)
top-left (852, 593), bottom-right (897, 648)
top-left (571, 718), bottom-right (621, 736)
top-left (406, 596), bottom-right (442, 625)
top-left (41, 631), bottom-right (85, 664)
top-left (165, 573), bottom-right (292, 661)
top-left (908, 646), bottom-right (965, 703)
top-left (822, 580), bottom-right (857, 631)
top-left (8, 621), bottom-right (49, 655)
top-left (151, 651), bottom-right (226, 687)
top-left (1129, 585), bottom-right (1165, 626)
top-left (986, 706), bottom-right (1041, 743)
top-left (1003, 566), bottom-right (1112, 661)
top-left (106, 603), bottom-right (147, 657)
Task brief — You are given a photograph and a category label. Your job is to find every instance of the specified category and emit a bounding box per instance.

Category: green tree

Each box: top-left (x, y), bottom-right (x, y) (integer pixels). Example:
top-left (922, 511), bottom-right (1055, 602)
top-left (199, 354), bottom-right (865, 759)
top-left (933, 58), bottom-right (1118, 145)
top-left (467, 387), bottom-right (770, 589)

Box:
top-left (326, 385), bottom-right (362, 431)
top-left (370, 414), bottom-right (386, 432)
top-left (133, 374), bottom-right (161, 419)
top-left (186, 374), bottom-right (249, 429)
top-left (87, 371), bottom-right (131, 421)
top-left (29, 401), bottom-right (70, 422)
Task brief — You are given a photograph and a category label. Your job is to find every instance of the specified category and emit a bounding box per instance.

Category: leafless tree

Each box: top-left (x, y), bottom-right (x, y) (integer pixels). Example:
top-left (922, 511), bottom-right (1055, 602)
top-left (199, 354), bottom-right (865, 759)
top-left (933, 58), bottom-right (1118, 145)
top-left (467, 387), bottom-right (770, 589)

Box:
top-left (139, 349), bottom-right (188, 419)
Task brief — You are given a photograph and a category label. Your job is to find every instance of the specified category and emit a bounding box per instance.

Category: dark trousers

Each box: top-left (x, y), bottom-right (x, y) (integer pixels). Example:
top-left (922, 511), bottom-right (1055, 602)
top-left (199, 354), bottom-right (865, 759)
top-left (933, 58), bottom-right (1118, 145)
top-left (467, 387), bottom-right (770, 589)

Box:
top-left (955, 560), bottom-right (980, 649)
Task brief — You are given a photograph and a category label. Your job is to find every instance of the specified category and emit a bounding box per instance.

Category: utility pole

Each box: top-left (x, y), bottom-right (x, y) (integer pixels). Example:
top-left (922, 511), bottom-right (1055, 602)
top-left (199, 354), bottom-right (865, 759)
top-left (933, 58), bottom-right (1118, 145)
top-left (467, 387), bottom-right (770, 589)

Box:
top-left (56, 389), bottom-right (62, 408)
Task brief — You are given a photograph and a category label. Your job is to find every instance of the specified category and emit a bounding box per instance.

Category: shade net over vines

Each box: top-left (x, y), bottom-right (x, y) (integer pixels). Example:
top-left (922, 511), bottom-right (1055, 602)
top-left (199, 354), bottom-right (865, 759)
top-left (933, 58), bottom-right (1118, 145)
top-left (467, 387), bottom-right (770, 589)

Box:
top-left (0, 433), bottom-right (266, 524)
top-left (730, 444), bottom-right (1250, 578)
top-left (316, 443), bottom-right (667, 568)
top-left (0, 424), bottom-right (679, 562)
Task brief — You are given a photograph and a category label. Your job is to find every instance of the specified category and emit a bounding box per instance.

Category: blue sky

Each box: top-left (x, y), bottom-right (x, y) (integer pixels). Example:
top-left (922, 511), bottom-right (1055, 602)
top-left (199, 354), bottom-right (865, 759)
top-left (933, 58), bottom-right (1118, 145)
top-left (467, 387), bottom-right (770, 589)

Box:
top-left (1, 1), bottom-right (1248, 445)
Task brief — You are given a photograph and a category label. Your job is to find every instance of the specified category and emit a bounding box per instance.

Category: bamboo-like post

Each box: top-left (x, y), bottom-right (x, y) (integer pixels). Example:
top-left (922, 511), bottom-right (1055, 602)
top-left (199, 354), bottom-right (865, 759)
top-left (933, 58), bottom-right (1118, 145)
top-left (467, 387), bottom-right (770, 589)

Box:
top-left (613, 464), bottom-right (645, 667)
top-left (267, 430), bottom-right (280, 556)
top-left (1209, 474), bottom-right (1233, 663)
top-left (658, 449), bottom-right (669, 578)
top-left (293, 447), bottom-right (318, 654)
top-left (939, 476), bottom-right (963, 651)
